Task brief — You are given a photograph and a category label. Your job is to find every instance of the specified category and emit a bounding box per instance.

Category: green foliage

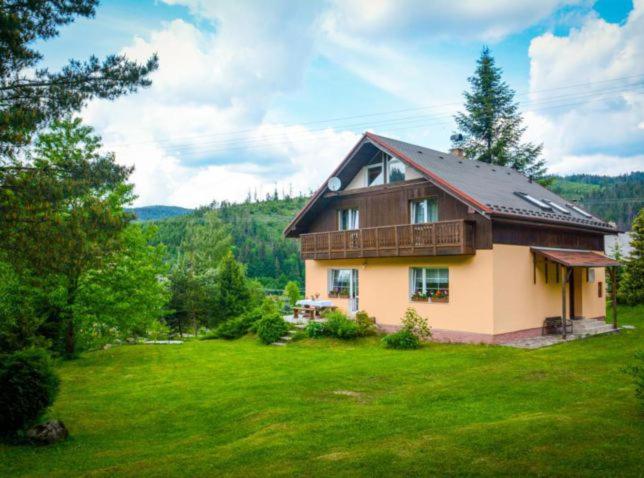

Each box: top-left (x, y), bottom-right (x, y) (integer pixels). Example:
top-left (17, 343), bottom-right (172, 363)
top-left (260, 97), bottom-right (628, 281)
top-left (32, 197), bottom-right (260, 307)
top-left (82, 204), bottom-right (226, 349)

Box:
top-left (179, 211), bottom-right (232, 277)
top-left (381, 329), bottom-right (420, 350)
top-left (0, 0), bottom-right (158, 158)
top-left (622, 351), bottom-right (644, 405)
top-left (212, 252), bottom-right (251, 326)
top-left (304, 321), bottom-right (329, 338)
top-left (620, 208), bottom-right (644, 305)
top-left (401, 308), bottom-right (432, 341)
top-left (166, 267), bottom-right (212, 336)
top-left (324, 311), bottom-right (360, 339)
top-left (283, 281), bottom-right (301, 307)
top-left (212, 309), bottom-right (262, 340)
top-left (0, 118), bottom-right (136, 357)
top-left (355, 311), bottom-right (377, 336)
top-left (453, 47), bottom-right (546, 179)
top-left (256, 313), bottom-right (289, 345)
top-left (73, 224), bottom-right (170, 350)
top-left (147, 320), bottom-right (171, 341)
top-left (0, 348), bottom-right (60, 434)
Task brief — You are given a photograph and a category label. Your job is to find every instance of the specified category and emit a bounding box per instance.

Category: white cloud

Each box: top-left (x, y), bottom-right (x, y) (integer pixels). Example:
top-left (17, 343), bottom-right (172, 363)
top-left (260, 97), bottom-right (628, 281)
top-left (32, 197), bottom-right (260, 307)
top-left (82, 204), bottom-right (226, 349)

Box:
top-left (321, 0), bottom-right (584, 42)
top-left (526, 1), bottom-right (644, 173)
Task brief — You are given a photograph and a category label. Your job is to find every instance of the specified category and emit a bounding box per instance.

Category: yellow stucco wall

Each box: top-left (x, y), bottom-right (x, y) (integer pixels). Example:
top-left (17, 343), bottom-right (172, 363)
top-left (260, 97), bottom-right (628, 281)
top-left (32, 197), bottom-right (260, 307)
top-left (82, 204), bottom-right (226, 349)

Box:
top-left (305, 251), bottom-right (495, 335)
top-left (305, 244), bottom-right (607, 337)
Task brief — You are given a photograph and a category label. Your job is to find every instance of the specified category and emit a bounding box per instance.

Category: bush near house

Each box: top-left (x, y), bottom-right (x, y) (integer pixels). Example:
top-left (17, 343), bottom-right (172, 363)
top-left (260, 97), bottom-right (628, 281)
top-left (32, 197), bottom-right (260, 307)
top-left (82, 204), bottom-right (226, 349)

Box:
top-left (0, 348), bottom-right (60, 435)
top-left (382, 329), bottom-right (420, 350)
top-left (381, 307), bottom-right (431, 350)
top-left (256, 313), bottom-right (289, 344)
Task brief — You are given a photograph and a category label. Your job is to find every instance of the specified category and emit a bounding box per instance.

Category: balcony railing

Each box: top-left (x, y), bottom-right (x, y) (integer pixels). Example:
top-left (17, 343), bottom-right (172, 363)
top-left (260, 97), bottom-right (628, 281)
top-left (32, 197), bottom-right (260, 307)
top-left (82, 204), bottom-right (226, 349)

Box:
top-left (300, 219), bottom-right (475, 259)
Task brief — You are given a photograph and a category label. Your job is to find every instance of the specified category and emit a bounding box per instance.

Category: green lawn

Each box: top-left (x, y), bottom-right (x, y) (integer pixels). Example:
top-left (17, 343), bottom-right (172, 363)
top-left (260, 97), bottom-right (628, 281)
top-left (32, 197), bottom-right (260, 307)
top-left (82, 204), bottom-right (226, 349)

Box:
top-left (2, 306), bottom-right (643, 477)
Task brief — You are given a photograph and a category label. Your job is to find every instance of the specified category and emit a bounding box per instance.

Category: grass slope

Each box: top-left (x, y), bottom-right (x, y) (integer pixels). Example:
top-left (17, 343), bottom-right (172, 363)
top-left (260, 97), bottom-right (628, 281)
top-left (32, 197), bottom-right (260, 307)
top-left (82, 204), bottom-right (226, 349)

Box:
top-left (3, 306), bottom-right (642, 477)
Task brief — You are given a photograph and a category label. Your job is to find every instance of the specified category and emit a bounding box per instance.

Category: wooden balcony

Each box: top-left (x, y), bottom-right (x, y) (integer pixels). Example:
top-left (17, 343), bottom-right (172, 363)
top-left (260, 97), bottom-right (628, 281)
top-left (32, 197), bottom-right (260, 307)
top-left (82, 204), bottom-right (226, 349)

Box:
top-left (300, 219), bottom-right (475, 260)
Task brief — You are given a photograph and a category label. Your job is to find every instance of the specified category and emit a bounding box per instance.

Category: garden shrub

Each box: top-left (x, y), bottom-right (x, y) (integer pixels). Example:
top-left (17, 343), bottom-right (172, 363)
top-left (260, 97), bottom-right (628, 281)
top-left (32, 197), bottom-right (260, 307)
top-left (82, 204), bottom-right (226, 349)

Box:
top-left (323, 311), bottom-right (359, 339)
top-left (256, 313), bottom-right (289, 344)
top-left (0, 348), bottom-right (60, 434)
top-left (355, 311), bottom-right (377, 336)
top-left (304, 321), bottom-right (329, 338)
top-left (382, 329), bottom-right (420, 350)
top-left (211, 307), bottom-right (265, 340)
top-left (401, 308), bottom-right (432, 341)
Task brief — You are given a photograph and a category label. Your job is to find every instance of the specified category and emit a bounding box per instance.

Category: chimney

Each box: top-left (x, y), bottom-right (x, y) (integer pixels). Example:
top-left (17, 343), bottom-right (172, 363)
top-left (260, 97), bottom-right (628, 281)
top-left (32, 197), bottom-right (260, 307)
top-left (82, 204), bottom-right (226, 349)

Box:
top-left (450, 147), bottom-right (464, 158)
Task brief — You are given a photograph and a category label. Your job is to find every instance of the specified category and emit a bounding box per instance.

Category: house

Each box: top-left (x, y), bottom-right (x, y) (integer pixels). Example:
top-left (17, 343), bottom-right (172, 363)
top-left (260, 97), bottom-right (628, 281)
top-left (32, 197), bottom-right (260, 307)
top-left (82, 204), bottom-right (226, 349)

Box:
top-left (284, 133), bottom-right (620, 343)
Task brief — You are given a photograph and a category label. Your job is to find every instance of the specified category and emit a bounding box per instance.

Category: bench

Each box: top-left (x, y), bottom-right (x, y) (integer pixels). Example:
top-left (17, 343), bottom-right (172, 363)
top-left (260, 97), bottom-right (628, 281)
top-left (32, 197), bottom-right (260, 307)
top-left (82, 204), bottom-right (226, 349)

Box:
top-left (542, 316), bottom-right (573, 336)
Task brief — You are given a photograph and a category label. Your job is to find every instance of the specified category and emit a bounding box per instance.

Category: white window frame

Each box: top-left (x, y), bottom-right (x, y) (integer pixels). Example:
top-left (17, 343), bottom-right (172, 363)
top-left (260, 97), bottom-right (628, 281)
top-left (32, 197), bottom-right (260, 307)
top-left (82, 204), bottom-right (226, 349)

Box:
top-left (409, 267), bottom-right (449, 301)
top-left (410, 198), bottom-right (438, 224)
top-left (387, 157), bottom-right (406, 183)
top-left (338, 208), bottom-right (359, 231)
top-left (366, 163), bottom-right (384, 187)
top-left (328, 268), bottom-right (358, 299)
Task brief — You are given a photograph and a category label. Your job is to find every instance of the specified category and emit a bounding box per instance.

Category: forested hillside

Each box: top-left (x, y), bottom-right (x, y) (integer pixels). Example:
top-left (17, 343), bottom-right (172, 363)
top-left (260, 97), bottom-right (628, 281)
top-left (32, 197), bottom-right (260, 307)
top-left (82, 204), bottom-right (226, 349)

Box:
top-left (128, 205), bottom-right (193, 221)
top-left (550, 172), bottom-right (643, 230)
top-left (148, 197), bottom-right (308, 288)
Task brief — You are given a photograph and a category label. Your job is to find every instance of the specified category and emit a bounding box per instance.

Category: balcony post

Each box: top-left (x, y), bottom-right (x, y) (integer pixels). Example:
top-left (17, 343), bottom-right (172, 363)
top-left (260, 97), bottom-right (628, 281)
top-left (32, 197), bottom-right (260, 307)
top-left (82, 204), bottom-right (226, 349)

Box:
top-left (376, 228), bottom-right (380, 256)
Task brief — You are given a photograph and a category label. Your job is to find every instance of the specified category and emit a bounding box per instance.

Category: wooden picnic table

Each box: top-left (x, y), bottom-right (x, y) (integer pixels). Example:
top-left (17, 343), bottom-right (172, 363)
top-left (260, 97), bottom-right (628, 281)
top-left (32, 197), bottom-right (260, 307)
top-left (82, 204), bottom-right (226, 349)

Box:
top-left (293, 300), bottom-right (337, 319)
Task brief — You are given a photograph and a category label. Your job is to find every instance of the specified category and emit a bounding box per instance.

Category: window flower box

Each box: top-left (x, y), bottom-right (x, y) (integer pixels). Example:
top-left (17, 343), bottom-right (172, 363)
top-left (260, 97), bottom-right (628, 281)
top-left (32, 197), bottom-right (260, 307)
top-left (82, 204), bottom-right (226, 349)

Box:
top-left (410, 291), bottom-right (429, 302)
top-left (430, 290), bottom-right (449, 303)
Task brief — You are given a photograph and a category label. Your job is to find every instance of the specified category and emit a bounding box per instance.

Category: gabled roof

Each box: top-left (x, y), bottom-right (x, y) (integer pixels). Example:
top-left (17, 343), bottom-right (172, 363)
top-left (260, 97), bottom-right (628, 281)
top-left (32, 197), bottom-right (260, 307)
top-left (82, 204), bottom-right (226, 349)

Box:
top-left (284, 132), bottom-right (617, 237)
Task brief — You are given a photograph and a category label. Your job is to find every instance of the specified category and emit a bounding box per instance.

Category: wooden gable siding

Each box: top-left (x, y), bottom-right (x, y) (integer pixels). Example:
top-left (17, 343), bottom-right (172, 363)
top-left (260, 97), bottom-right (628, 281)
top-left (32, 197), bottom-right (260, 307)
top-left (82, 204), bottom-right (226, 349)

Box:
top-left (306, 179), bottom-right (493, 249)
top-left (492, 220), bottom-right (604, 250)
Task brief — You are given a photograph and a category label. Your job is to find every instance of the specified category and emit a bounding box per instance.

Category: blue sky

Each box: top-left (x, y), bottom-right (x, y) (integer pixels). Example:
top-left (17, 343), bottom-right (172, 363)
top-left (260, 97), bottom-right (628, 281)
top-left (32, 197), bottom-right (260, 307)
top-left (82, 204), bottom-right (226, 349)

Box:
top-left (40, 0), bottom-right (642, 207)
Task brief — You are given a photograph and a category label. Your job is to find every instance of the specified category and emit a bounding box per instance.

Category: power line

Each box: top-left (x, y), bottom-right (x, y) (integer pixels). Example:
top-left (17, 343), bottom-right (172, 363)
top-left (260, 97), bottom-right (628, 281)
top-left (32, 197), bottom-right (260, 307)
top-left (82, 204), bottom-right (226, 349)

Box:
top-left (111, 84), bottom-right (644, 156)
top-left (104, 74), bottom-right (644, 149)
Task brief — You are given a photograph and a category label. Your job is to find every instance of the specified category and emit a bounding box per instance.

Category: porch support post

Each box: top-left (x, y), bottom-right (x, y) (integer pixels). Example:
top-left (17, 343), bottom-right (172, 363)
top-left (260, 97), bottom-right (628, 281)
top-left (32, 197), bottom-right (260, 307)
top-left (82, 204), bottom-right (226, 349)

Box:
top-left (610, 266), bottom-right (618, 330)
top-left (561, 265), bottom-right (567, 339)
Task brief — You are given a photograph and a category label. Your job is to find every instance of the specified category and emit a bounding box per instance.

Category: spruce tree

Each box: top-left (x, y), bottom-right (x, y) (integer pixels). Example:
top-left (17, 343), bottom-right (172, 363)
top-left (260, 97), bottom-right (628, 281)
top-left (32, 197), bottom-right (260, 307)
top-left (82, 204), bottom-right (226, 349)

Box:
top-left (453, 47), bottom-right (547, 179)
top-left (212, 251), bottom-right (251, 325)
top-left (619, 208), bottom-right (644, 305)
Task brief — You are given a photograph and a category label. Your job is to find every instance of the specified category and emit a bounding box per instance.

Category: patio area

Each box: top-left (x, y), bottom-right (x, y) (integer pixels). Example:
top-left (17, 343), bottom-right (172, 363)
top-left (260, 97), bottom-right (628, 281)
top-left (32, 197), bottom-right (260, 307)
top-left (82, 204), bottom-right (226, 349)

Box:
top-left (503, 318), bottom-right (623, 349)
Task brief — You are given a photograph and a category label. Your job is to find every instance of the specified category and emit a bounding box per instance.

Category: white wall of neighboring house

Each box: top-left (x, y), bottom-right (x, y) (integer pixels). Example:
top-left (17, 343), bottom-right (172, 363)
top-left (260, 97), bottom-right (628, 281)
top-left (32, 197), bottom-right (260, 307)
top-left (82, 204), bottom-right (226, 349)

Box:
top-left (605, 232), bottom-right (632, 258)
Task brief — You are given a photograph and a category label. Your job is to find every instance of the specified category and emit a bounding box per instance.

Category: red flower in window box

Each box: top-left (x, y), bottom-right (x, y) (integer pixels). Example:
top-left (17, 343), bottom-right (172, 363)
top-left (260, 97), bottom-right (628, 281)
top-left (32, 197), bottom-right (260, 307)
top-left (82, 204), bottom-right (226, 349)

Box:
top-left (430, 289), bottom-right (449, 303)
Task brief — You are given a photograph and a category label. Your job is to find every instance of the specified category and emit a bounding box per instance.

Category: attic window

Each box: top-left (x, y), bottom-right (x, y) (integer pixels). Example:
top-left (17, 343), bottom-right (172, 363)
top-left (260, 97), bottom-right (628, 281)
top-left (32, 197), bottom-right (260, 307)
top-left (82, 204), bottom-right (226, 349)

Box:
top-left (570, 204), bottom-right (593, 218)
top-left (544, 200), bottom-right (571, 215)
top-left (515, 192), bottom-right (552, 210)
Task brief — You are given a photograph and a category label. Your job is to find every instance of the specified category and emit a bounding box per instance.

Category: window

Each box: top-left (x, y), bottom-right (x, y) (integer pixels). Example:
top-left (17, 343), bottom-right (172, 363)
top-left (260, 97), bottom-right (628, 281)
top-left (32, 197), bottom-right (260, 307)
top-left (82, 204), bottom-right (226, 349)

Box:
top-left (410, 268), bottom-right (449, 302)
top-left (544, 199), bottom-right (571, 215)
top-left (367, 164), bottom-right (384, 186)
top-left (410, 198), bottom-right (438, 224)
top-left (338, 208), bottom-right (359, 230)
top-left (387, 158), bottom-right (406, 183)
top-left (515, 192), bottom-right (552, 210)
top-left (587, 268), bottom-right (595, 283)
top-left (598, 282), bottom-right (603, 298)
top-left (570, 204), bottom-right (593, 218)
top-left (328, 269), bottom-right (358, 298)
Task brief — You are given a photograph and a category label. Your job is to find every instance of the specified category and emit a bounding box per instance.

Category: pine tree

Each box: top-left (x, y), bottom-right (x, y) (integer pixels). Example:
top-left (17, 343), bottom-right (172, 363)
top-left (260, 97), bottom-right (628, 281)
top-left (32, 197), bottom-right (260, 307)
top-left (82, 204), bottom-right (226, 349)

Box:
top-left (212, 251), bottom-right (251, 325)
top-left (453, 47), bottom-right (546, 179)
top-left (619, 208), bottom-right (644, 305)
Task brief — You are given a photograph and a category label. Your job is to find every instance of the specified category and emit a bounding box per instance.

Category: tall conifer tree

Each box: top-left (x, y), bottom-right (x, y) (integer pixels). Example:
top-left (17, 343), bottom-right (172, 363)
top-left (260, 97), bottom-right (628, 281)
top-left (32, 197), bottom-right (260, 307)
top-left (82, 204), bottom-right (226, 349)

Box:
top-left (453, 47), bottom-right (547, 179)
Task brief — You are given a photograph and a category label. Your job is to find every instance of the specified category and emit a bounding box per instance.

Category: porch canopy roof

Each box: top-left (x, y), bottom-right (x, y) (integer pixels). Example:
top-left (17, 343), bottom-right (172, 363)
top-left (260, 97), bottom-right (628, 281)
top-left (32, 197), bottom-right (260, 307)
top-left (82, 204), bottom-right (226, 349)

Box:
top-left (531, 247), bottom-right (620, 268)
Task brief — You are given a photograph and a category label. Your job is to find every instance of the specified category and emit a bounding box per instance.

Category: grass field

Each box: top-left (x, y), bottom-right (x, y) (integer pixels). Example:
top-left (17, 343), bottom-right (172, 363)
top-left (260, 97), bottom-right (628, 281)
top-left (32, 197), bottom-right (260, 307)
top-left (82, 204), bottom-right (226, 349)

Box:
top-left (2, 306), bottom-right (643, 477)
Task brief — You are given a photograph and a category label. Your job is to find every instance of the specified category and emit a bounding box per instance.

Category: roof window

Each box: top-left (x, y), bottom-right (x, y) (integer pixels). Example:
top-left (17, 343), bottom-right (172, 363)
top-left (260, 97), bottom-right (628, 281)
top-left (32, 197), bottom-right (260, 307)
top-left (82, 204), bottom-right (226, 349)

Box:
top-left (543, 200), bottom-right (571, 215)
top-left (515, 192), bottom-right (552, 210)
top-left (569, 204), bottom-right (593, 218)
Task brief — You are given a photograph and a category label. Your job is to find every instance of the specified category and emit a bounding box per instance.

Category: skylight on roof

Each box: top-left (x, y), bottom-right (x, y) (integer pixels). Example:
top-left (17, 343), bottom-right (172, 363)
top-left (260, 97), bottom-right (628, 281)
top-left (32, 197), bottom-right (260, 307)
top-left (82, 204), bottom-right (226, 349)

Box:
top-left (570, 205), bottom-right (593, 218)
top-left (544, 200), bottom-right (570, 215)
top-left (515, 192), bottom-right (552, 210)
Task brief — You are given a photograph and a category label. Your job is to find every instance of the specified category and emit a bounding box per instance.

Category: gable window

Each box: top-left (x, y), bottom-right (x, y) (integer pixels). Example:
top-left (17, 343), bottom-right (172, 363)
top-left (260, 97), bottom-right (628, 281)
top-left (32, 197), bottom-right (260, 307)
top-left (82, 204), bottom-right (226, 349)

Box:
top-left (410, 267), bottom-right (449, 302)
top-left (338, 208), bottom-right (359, 230)
top-left (367, 164), bottom-right (384, 186)
top-left (387, 158), bottom-right (406, 183)
top-left (410, 198), bottom-right (438, 224)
